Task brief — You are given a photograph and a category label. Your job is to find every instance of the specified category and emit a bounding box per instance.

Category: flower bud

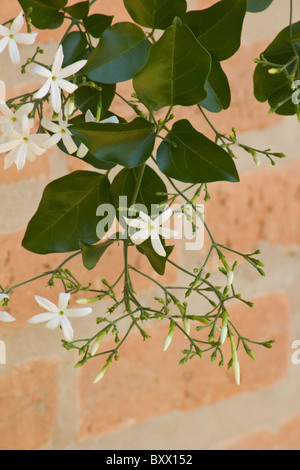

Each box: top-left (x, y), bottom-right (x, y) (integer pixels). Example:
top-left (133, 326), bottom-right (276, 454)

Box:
top-left (163, 322), bottom-right (175, 351)
top-left (227, 270), bottom-right (234, 286)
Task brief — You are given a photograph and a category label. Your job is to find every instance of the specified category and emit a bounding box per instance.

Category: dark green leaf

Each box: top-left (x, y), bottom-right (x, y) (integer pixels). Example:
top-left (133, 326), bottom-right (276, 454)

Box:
top-left (22, 171), bottom-right (111, 254)
top-left (70, 118), bottom-right (155, 168)
top-left (123, 0), bottom-right (187, 30)
top-left (157, 119), bottom-right (240, 184)
top-left (253, 22), bottom-right (300, 115)
top-left (63, 1), bottom-right (89, 19)
top-left (133, 19), bottom-right (211, 111)
top-left (200, 62), bottom-right (231, 113)
top-left (83, 13), bottom-right (113, 38)
top-left (110, 165), bottom-right (167, 218)
top-left (74, 83), bottom-right (116, 116)
top-left (136, 240), bottom-right (174, 275)
top-left (62, 31), bottom-right (88, 67)
top-left (183, 0), bottom-right (247, 61)
top-left (17, 0), bottom-right (67, 29)
top-left (80, 238), bottom-right (115, 270)
top-left (247, 0), bottom-right (273, 12)
top-left (83, 22), bottom-right (151, 83)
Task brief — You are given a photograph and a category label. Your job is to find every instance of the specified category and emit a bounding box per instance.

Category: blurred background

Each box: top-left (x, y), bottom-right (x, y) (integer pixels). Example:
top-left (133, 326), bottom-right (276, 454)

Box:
top-left (0, 0), bottom-right (300, 450)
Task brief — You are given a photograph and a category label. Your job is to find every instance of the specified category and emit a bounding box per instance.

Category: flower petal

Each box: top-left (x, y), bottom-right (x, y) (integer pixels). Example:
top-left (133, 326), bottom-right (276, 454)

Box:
top-left (14, 141), bottom-right (27, 170)
top-left (10, 12), bottom-right (24, 35)
top-left (62, 132), bottom-right (77, 154)
top-left (155, 208), bottom-right (173, 226)
top-left (66, 307), bottom-right (92, 318)
top-left (0, 25), bottom-right (10, 37)
top-left (28, 312), bottom-right (57, 324)
top-left (56, 78), bottom-right (78, 94)
top-left (8, 39), bottom-right (20, 65)
top-left (32, 64), bottom-right (51, 79)
top-left (150, 232), bottom-right (166, 257)
top-left (58, 292), bottom-right (71, 311)
top-left (34, 295), bottom-right (59, 313)
top-left (0, 138), bottom-right (20, 154)
top-left (15, 102), bottom-right (34, 118)
top-left (0, 311), bottom-right (16, 322)
top-left (0, 36), bottom-right (9, 55)
top-left (76, 142), bottom-right (89, 158)
top-left (34, 78), bottom-right (51, 99)
top-left (85, 109), bottom-right (95, 122)
top-left (58, 60), bottom-right (87, 79)
top-left (124, 216), bottom-right (147, 229)
top-left (130, 228), bottom-right (150, 245)
top-left (14, 31), bottom-right (37, 45)
top-left (60, 315), bottom-right (74, 342)
top-left (158, 226), bottom-right (178, 239)
top-left (42, 132), bottom-right (61, 149)
top-left (45, 316), bottom-right (60, 330)
top-left (52, 45), bottom-right (64, 76)
top-left (50, 82), bottom-right (62, 113)
top-left (100, 116), bottom-right (119, 124)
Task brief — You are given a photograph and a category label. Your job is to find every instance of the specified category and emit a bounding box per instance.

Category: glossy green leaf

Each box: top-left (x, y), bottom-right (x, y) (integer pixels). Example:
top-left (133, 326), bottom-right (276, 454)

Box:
top-left (123, 0), bottom-right (187, 30)
top-left (70, 118), bottom-right (155, 168)
top-left (157, 119), bottom-right (240, 184)
top-left (133, 19), bottom-right (211, 111)
top-left (83, 22), bottom-right (151, 83)
top-left (17, 0), bottom-right (67, 29)
top-left (136, 240), bottom-right (174, 275)
top-left (63, 1), bottom-right (89, 19)
top-left (22, 171), bottom-right (111, 254)
top-left (83, 13), bottom-right (113, 38)
top-left (247, 0), bottom-right (273, 12)
top-left (62, 31), bottom-right (89, 67)
top-left (110, 165), bottom-right (167, 218)
top-left (200, 62), bottom-right (231, 113)
top-left (253, 22), bottom-right (300, 115)
top-left (183, 0), bottom-right (247, 61)
top-left (80, 239), bottom-right (115, 270)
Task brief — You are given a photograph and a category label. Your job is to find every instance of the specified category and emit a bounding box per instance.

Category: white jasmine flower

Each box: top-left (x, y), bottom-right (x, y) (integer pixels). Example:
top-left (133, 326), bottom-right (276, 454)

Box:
top-left (0, 294), bottom-right (16, 322)
top-left (0, 101), bottom-right (34, 135)
top-left (28, 292), bottom-right (93, 342)
top-left (124, 208), bottom-right (177, 258)
top-left (0, 12), bottom-right (37, 65)
top-left (32, 45), bottom-right (87, 113)
top-left (41, 110), bottom-right (77, 155)
top-left (0, 114), bottom-right (47, 170)
top-left (76, 110), bottom-right (119, 159)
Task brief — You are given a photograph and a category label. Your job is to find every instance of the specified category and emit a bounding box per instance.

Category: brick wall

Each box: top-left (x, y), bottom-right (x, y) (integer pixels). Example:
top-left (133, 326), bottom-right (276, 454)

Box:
top-left (0, 0), bottom-right (300, 450)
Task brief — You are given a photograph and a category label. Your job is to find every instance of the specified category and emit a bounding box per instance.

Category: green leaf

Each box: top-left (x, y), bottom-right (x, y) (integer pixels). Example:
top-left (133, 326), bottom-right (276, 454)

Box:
top-left (22, 171), bottom-right (111, 254)
top-left (200, 62), bottom-right (231, 113)
top-left (17, 0), bottom-right (67, 29)
top-left (63, 1), bottom-right (89, 19)
top-left (136, 240), bottom-right (174, 275)
top-left (183, 0), bottom-right (247, 61)
top-left (157, 119), bottom-right (240, 184)
top-left (133, 19), bottom-right (211, 111)
top-left (253, 22), bottom-right (300, 115)
top-left (83, 22), bottom-right (151, 83)
top-left (247, 0), bottom-right (273, 12)
top-left (123, 0), bottom-right (187, 30)
top-left (70, 118), bottom-right (156, 168)
top-left (80, 239), bottom-right (115, 270)
top-left (62, 31), bottom-right (89, 67)
top-left (110, 165), bottom-right (167, 218)
top-left (83, 14), bottom-right (113, 38)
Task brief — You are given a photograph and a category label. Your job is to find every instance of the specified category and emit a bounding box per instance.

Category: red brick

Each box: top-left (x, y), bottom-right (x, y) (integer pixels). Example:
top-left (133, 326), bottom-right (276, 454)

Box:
top-left (0, 358), bottom-right (59, 450)
top-left (220, 414), bottom-right (300, 450)
top-left (0, 231), bottom-right (179, 324)
top-left (77, 293), bottom-right (289, 440)
top-left (204, 160), bottom-right (300, 255)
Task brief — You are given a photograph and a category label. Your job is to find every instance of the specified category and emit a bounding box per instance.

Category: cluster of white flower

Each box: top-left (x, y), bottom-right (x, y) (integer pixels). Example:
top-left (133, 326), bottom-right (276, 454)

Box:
top-left (0, 11), bottom-right (108, 171)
